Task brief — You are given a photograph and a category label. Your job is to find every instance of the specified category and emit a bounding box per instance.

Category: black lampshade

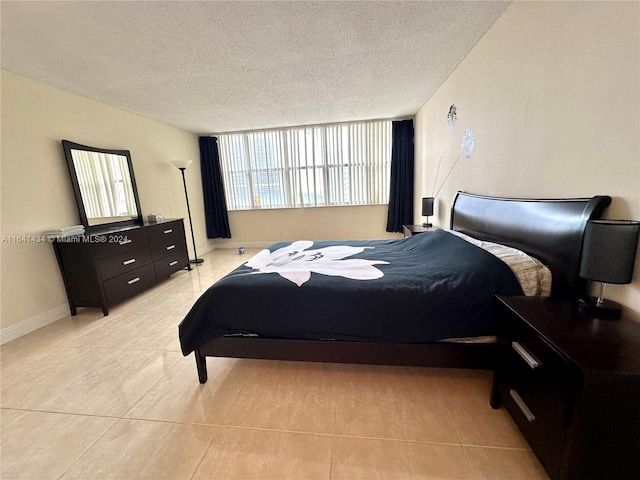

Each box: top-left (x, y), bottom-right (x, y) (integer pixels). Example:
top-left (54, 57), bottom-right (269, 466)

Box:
top-left (422, 197), bottom-right (434, 217)
top-left (579, 220), bottom-right (640, 284)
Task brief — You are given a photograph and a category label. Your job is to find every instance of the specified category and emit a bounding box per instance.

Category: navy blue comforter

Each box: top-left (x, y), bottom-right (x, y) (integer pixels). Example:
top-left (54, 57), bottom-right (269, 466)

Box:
top-left (179, 230), bottom-right (523, 355)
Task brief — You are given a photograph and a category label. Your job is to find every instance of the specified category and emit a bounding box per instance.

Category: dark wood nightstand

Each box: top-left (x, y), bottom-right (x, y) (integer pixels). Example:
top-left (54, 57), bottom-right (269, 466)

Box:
top-left (402, 224), bottom-right (435, 238)
top-left (491, 296), bottom-right (640, 480)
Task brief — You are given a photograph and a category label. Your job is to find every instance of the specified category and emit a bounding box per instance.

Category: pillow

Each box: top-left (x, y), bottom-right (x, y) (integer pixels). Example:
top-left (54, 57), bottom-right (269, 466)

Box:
top-left (447, 230), bottom-right (552, 296)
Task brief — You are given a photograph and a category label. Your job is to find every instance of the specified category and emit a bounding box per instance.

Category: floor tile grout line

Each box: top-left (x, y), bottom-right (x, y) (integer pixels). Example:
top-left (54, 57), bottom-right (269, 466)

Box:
top-left (119, 355), bottom-right (184, 420)
top-left (3, 405), bottom-right (521, 451)
top-left (54, 413), bottom-right (122, 480)
top-left (0, 407), bottom-right (122, 421)
top-left (462, 443), bottom-right (533, 452)
top-left (432, 372), bottom-right (466, 449)
top-left (462, 442), bottom-right (481, 480)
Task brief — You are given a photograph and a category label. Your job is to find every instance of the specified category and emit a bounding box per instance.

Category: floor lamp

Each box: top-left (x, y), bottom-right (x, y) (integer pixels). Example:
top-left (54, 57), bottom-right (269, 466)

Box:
top-left (170, 160), bottom-right (204, 265)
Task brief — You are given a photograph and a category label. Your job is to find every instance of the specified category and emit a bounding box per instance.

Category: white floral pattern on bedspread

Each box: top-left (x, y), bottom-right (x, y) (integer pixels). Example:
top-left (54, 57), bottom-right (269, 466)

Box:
top-left (448, 230), bottom-right (552, 296)
top-left (245, 240), bottom-right (389, 287)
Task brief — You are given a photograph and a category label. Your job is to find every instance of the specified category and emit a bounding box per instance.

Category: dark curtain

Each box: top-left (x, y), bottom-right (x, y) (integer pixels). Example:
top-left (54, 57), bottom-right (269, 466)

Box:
top-left (386, 119), bottom-right (414, 233)
top-left (199, 136), bottom-right (231, 239)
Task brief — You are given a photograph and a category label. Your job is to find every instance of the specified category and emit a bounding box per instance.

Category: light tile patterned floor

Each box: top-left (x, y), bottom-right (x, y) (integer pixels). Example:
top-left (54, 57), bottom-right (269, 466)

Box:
top-left (0, 248), bottom-right (549, 479)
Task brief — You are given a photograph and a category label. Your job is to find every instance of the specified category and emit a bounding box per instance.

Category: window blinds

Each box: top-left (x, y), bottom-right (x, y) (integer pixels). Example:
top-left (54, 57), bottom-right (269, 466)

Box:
top-left (218, 119), bottom-right (392, 210)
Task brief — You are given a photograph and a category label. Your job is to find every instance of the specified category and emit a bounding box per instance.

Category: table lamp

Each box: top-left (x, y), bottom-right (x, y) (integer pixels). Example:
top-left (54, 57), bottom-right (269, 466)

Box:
top-left (578, 219), bottom-right (639, 319)
top-left (422, 197), bottom-right (434, 228)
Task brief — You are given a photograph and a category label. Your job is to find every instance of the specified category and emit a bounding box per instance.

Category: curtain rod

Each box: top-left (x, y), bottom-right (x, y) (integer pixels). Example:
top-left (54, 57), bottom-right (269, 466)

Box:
top-left (201, 115), bottom-right (415, 137)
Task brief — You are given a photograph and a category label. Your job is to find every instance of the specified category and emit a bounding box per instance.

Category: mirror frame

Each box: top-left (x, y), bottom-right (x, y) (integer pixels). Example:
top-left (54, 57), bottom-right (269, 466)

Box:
top-left (62, 140), bottom-right (143, 231)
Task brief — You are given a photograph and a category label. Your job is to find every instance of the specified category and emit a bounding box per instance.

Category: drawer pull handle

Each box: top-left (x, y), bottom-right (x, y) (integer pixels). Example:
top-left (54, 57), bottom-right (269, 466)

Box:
top-left (169, 261), bottom-right (178, 266)
top-left (512, 342), bottom-right (540, 369)
top-left (127, 277), bottom-right (140, 285)
top-left (509, 389), bottom-right (536, 422)
top-left (166, 245), bottom-right (176, 250)
top-left (163, 229), bottom-right (173, 234)
top-left (122, 259), bottom-right (136, 266)
top-left (119, 239), bottom-right (132, 245)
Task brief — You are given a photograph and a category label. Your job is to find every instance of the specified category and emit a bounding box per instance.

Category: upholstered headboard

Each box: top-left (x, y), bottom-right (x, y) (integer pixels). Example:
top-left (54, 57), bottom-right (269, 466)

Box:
top-left (450, 192), bottom-right (611, 299)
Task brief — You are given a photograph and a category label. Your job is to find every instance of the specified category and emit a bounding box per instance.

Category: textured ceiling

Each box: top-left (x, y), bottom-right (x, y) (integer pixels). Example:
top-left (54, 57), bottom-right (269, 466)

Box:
top-left (1, 1), bottom-right (510, 134)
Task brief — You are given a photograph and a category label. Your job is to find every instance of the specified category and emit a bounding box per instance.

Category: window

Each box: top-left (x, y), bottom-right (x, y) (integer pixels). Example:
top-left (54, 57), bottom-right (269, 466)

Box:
top-left (218, 120), bottom-right (392, 210)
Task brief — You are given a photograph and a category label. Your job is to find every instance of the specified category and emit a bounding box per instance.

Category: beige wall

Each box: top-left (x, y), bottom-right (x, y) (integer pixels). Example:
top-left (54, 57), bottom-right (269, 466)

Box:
top-left (415, 1), bottom-right (640, 320)
top-left (0, 70), bottom-right (208, 332)
top-left (215, 204), bottom-right (398, 249)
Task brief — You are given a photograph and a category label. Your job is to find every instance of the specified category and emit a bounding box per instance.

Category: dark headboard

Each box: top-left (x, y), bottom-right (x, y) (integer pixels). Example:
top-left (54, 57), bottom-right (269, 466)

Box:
top-left (450, 192), bottom-right (611, 299)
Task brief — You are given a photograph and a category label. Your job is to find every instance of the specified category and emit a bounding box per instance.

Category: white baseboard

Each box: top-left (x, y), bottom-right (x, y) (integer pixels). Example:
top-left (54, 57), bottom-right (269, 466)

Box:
top-left (214, 241), bottom-right (272, 250)
top-left (0, 243), bottom-right (244, 346)
top-left (0, 303), bottom-right (70, 345)
top-left (192, 242), bottom-right (217, 258)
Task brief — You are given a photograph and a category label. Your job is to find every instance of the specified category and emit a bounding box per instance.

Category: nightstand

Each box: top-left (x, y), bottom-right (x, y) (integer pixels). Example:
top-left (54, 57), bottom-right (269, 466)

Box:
top-left (491, 296), bottom-right (640, 480)
top-left (402, 224), bottom-right (435, 238)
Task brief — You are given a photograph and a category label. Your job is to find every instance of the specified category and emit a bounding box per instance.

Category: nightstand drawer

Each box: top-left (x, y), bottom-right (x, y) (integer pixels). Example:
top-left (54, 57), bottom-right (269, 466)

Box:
top-left (498, 345), bottom-right (570, 480)
top-left (495, 301), bottom-right (574, 480)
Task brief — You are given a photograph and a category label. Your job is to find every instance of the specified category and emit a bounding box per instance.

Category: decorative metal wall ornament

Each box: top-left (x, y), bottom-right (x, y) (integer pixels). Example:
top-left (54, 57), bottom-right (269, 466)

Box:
top-left (432, 104), bottom-right (456, 196)
top-left (432, 128), bottom-right (476, 199)
top-left (461, 129), bottom-right (475, 158)
top-left (447, 104), bottom-right (457, 131)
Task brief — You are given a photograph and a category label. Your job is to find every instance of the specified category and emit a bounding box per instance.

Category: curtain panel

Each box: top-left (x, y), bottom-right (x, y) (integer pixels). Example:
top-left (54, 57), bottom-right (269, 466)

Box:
top-left (386, 119), bottom-right (414, 233)
top-left (199, 136), bottom-right (232, 239)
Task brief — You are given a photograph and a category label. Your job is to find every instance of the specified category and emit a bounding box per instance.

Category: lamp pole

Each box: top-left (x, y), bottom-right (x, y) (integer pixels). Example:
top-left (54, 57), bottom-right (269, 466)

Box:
top-left (178, 166), bottom-right (203, 265)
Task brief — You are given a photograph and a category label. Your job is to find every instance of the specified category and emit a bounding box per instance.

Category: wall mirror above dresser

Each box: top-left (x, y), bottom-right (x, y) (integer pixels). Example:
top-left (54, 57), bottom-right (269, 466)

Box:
top-left (62, 140), bottom-right (143, 230)
top-left (55, 140), bottom-right (190, 316)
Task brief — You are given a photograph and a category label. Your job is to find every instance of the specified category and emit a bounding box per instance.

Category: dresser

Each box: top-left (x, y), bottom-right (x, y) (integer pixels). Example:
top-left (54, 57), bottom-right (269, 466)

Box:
top-left (53, 219), bottom-right (190, 316)
top-left (491, 296), bottom-right (640, 480)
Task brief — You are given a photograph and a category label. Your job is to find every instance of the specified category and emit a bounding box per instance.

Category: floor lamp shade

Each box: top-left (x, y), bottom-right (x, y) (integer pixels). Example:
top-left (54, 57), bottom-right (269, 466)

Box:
top-left (578, 219), bottom-right (640, 318)
top-left (170, 159), bottom-right (193, 170)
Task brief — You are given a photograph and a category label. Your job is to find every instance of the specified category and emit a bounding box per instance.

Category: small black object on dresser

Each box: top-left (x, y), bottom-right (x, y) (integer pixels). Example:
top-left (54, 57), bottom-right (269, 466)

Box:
top-left (53, 219), bottom-right (189, 316)
top-left (491, 296), bottom-right (640, 480)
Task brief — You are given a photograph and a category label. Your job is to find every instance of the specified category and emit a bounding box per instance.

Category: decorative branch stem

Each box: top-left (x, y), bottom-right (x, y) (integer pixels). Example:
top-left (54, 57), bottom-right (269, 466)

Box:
top-left (433, 152), bottom-right (463, 199)
top-left (431, 129), bottom-right (450, 196)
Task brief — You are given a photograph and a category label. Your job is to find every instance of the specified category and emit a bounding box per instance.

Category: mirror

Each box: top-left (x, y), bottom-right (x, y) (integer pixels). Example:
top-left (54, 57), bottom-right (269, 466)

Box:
top-left (62, 140), bottom-right (143, 229)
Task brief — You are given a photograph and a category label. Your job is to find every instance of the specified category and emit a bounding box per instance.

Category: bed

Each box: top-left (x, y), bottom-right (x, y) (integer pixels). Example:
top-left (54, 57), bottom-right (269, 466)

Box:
top-left (179, 192), bottom-right (611, 383)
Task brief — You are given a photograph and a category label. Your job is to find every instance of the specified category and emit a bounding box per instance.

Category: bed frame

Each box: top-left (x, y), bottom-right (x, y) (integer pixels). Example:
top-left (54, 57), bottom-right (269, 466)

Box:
top-left (193, 192), bottom-right (611, 383)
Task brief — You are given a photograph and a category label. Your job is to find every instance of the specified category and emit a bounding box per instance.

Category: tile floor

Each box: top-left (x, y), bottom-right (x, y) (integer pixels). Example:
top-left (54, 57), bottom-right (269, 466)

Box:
top-left (1, 249), bottom-right (549, 479)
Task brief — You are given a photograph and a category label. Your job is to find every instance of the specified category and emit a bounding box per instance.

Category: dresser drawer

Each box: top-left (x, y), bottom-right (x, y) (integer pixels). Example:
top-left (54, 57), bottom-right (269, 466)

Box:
top-left (92, 227), bottom-right (149, 259)
top-left (147, 220), bottom-right (185, 246)
top-left (150, 239), bottom-right (184, 262)
top-left (154, 249), bottom-right (189, 279)
top-left (97, 247), bottom-right (152, 280)
top-left (102, 264), bottom-right (156, 306)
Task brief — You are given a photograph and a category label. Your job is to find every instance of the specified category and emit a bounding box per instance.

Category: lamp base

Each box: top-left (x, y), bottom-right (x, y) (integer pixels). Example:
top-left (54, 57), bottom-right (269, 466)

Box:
top-left (422, 222), bottom-right (432, 228)
top-left (190, 258), bottom-right (204, 265)
top-left (578, 297), bottom-right (622, 320)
